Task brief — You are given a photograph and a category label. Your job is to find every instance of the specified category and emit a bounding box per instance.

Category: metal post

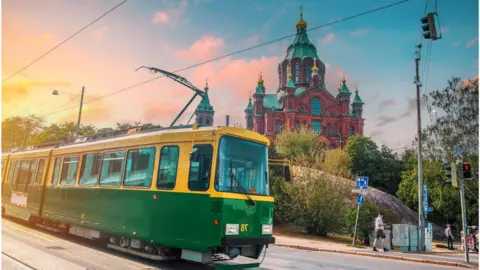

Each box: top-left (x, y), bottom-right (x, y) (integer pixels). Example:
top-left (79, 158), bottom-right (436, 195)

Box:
top-left (226, 115), bottom-right (230, 127)
top-left (415, 45), bottom-right (425, 251)
top-left (457, 160), bottom-right (470, 263)
top-left (352, 189), bottom-right (362, 246)
top-left (76, 86), bottom-right (85, 138)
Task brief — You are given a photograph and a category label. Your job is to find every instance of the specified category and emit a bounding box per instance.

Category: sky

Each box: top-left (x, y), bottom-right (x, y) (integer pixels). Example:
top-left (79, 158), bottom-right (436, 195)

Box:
top-left (2, 0), bottom-right (478, 150)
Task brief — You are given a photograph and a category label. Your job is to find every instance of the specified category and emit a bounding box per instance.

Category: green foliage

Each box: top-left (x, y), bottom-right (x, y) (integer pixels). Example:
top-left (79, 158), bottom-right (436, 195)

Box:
top-left (288, 168), bottom-right (351, 236)
top-left (345, 203), bottom-right (401, 243)
top-left (322, 148), bottom-right (351, 179)
top-left (275, 127), bottom-right (325, 168)
top-left (345, 135), bottom-right (404, 194)
top-left (1, 115), bottom-right (44, 150)
top-left (345, 203), bottom-right (378, 242)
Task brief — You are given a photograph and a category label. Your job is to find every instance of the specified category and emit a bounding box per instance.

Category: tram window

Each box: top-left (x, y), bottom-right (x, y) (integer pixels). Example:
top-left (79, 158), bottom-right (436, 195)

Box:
top-left (79, 153), bottom-right (102, 186)
top-left (188, 144), bottom-right (213, 191)
top-left (124, 147), bottom-right (155, 188)
top-left (52, 157), bottom-right (62, 185)
top-left (28, 159), bottom-right (38, 185)
top-left (157, 146), bottom-right (179, 190)
top-left (7, 161), bottom-right (16, 183)
top-left (12, 161), bottom-right (21, 185)
top-left (35, 159), bottom-right (45, 184)
top-left (17, 160), bottom-right (31, 185)
top-left (100, 151), bottom-right (125, 187)
top-left (60, 156), bottom-right (79, 185)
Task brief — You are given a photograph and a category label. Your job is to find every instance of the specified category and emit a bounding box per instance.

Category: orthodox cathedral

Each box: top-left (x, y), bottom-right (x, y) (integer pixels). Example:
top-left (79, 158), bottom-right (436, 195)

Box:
top-left (243, 11), bottom-right (365, 149)
top-left (194, 11), bottom-right (365, 149)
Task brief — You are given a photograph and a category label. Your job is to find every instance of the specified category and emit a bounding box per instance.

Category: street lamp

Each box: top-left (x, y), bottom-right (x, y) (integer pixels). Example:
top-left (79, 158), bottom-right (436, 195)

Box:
top-left (52, 87), bottom-right (85, 139)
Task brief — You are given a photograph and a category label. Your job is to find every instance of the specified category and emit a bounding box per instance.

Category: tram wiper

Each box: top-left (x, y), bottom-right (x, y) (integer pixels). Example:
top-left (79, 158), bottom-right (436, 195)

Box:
top-left (229, 159), bottom-right (255, 206)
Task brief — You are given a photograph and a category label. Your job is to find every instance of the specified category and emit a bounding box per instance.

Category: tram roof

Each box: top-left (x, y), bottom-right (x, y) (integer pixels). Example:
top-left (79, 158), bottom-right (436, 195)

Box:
top-left (52, 126), bottom-right (269, 155)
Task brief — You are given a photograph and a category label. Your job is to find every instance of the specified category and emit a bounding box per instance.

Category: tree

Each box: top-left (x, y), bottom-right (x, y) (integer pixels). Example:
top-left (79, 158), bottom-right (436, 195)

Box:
top-left (275, 127), bottom-right (326, 168)
top-left (28, 122), bottom-right (97, 144)
top-left (2, 115), bottom-right (44, 150)
top-left (322, 148), bottom-right (351, 179)
top-left (345, 136), bottom-right (404, 194)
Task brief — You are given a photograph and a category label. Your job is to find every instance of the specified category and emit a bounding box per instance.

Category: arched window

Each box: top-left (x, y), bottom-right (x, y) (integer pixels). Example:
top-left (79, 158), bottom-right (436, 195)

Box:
top-left (327, 125), bottom-right (331, 135)
top-left (311, 98), bottom-right (320, 115)
top-left (305, 62), bottom-right (311, 82)
top-left (333, 125), bottom-right (337, 135)
top-left (295, 62), bottom-right (299, 82)
top-left (350, 126), bottom-right (354, 136)
top-left (276, 121), bottom-right (281, 133)
top-left (295, 122), bottom-right (299, 132)
top-left (198, 117), bottom-right (204, 124)
top-left (206, 117), bottom-right (211, 125)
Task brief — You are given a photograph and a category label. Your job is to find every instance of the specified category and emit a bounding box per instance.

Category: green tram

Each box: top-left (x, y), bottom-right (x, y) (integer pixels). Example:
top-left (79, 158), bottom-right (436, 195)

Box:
top-left (1, 125), bottom-right (290, 268)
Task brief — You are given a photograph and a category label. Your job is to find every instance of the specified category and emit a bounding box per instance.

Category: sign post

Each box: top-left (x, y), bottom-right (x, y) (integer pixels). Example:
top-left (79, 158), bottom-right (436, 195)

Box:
top-left (352, 177), bottom-right (368, 246)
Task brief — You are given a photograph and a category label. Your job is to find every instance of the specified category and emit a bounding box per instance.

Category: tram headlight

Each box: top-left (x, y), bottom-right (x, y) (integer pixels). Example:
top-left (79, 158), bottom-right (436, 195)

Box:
top-left (225, 224), bottom-right (239, 235)
top-left (262, 224), bottom-right (273, 235)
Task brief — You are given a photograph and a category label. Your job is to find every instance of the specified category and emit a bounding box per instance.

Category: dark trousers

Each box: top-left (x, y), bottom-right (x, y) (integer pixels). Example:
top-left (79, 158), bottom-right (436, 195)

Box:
top-left (447, 236), bottom-right (454, 250)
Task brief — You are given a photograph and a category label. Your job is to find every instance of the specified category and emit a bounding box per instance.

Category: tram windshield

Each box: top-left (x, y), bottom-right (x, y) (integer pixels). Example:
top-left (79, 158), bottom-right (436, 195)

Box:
top-left (215, 135), bottom-right (269, 196)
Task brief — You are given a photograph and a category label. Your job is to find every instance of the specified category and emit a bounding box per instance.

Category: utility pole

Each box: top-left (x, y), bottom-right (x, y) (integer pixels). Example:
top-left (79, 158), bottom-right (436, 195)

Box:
top-left (457, 158), bottom-right (470, 263)
top-left (76, 87), bottom-right (85, 138)
top-left (414, 44), bottom-right (425, 251)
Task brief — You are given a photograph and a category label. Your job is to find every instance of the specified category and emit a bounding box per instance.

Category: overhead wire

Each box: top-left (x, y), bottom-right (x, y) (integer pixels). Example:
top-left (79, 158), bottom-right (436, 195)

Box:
top-left (2, 0), bottom-right (128, 84)
top-left (39, 0), bottom-right (412, 119)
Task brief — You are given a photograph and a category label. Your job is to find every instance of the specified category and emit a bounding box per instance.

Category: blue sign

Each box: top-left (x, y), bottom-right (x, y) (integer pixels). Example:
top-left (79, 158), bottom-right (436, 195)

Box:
top-left (357, 194), bottom-right (365, 206)
top-left (455, 146), bottom-right (463, 158)
top-left (427, 207), bottom-right (433, 212)
top-left (355, 177), bottom-right (369, 189)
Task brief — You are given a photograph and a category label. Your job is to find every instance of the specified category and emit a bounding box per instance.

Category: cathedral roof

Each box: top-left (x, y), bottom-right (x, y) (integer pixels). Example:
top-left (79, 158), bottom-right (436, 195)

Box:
top-left (352, 86), bottom-right (364, 104)
top-left (263, 94), bottom-right (282, 110)
top-left (245, 96), bottom-right (253, 110)
top-left (339, 76), bottom-right (351, 94)
top-left (284, 11), bottom-right (319, 60)
top-left (196, 82), bottom-right (214, 111)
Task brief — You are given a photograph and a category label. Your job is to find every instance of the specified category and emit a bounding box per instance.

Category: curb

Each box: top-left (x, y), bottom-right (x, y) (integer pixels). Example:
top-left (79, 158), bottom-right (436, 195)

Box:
top-left (271, 243), bottom-right (476, 269)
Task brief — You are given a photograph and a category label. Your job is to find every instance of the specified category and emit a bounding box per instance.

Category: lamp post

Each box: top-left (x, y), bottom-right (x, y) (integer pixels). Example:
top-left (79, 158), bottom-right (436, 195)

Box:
top-left (52, 86), bottom-right (85, 139)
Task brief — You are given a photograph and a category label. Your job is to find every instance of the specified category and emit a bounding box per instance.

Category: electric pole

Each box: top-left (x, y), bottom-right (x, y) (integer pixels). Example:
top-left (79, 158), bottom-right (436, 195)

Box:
top-left (76, 86), bottom-right (85, 139)
top-left (414, 44), bottom-right (425, 251)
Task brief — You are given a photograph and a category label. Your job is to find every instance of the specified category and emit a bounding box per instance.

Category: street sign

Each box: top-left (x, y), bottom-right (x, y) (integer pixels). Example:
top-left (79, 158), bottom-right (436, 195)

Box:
top-left (455, 145), bottom-right (463, 158)
top-left (357, 194), bottom-right (364, 206)
top-left (355, 177), bottom-right (369, 189)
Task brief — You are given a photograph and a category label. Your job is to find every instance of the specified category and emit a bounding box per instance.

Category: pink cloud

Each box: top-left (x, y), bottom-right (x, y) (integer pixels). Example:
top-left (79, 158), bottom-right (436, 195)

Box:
top-left (349, 28), bottom-right (368, 37)
top-left (93, 27), bottom-right (108, 40)
top-left (321, 33), bottom-right (335, 44)
top-left (152, 12), bottom-right (170, 24)
top-left (175, 35), bottom-right (225, 61)
top-left (466, 37), bottom-right (478, 48)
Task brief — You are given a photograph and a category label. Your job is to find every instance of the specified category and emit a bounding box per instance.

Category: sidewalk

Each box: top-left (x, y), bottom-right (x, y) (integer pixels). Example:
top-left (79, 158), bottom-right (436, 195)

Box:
top-left (273, 235), bottom-right (479, 269)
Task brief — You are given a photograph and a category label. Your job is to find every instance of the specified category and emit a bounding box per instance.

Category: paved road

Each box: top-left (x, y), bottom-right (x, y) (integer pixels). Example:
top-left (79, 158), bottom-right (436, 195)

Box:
top-left (1, 219), bottom-right (462, 270)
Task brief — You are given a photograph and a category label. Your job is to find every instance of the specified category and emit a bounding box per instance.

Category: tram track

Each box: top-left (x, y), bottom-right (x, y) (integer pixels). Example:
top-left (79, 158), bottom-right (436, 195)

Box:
top-left (2, 251), bottom-right (37, 270)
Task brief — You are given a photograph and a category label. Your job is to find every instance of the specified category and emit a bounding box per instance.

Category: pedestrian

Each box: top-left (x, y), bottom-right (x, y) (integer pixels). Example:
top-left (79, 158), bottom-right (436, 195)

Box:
top-left (445, 224), bottom-right (454, 250)
top-left (373, 212), bottom-right (389, 252)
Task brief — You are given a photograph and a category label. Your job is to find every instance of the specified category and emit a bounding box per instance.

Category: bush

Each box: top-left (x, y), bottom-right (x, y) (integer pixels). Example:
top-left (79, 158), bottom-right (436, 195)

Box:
top-left (344, 203), bottom-right (402, 244)
top-left (344, 202), bottom-right (378, 243)
top-left (288, 167), bottom-right (351, 236)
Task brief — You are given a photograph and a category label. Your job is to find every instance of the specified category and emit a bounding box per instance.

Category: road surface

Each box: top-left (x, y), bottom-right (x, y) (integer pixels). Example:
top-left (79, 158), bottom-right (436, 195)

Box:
top-left (2, 218), bottom-right (462, 270)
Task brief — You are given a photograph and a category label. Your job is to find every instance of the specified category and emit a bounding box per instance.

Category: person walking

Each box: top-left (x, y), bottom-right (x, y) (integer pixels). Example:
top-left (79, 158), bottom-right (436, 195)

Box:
top-left (445, 224), bottom-right (454, 250)
top-left (373, 212), bottom-right (389, 252)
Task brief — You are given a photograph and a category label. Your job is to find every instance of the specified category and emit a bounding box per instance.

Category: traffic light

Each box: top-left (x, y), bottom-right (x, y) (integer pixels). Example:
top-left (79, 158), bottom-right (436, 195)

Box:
top-left (445, 163), bottom-right (458, 187)
top-left (421, 13), bottom-right (438, 40)
top-left (463, 163), bottom-right (472, 179)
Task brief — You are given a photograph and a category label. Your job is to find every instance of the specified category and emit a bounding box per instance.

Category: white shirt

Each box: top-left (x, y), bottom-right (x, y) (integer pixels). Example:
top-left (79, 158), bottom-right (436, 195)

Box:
top-left (375, 216), bottom-right (384, 230)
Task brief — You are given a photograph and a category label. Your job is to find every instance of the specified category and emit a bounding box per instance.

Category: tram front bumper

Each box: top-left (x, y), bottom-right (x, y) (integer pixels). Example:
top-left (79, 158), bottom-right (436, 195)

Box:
top-left (221, 236), bottom-right (275, 246)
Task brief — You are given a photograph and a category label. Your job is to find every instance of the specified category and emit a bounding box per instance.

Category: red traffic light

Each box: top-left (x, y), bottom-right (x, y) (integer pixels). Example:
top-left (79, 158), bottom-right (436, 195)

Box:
top-left (463, 163), bottom-right (472, 179)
